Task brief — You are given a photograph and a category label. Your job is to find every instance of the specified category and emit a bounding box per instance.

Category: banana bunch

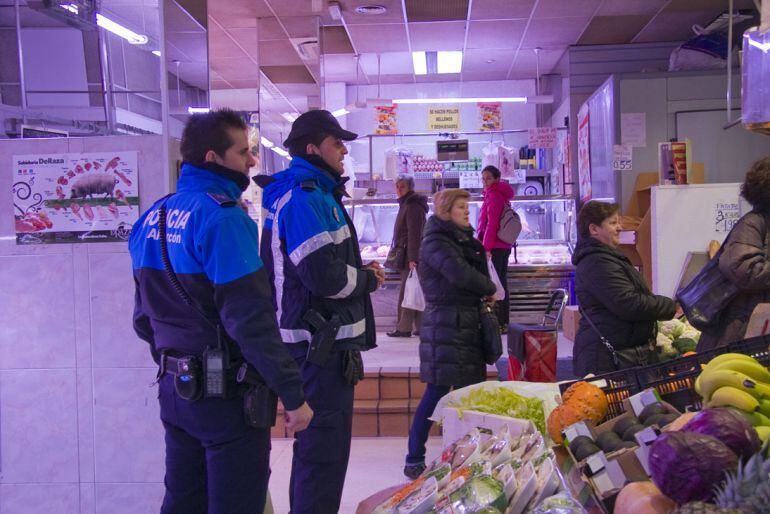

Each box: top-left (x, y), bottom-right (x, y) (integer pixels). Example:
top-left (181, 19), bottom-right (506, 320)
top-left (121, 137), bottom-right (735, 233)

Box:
top-left (696, 353), bottom-right (770, 431)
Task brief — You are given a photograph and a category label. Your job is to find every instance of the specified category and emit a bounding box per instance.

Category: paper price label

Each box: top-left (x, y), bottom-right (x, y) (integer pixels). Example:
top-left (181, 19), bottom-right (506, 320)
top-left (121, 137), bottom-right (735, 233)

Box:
top-left (612, 144), bottom-right (633, 172)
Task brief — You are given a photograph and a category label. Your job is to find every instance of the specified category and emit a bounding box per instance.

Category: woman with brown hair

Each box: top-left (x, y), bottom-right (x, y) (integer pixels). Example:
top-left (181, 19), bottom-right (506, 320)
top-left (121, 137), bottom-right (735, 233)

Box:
top-left (572, 201), bottom-right (676, 376)
top-left (698, 157), bottom-right (770, 351)
top-left (403, 188), bottom-right (497, 479)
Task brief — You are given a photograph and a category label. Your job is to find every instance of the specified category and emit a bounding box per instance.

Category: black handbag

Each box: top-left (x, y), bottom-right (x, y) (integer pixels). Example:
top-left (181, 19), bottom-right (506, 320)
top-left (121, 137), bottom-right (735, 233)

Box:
top-left (480, 303), bottom-right (503, 365)
top-left (581, 308), bottom-right (658, 369)
top-left (384, 243), bottom-right (406, 270)
top-left (676, 216), bottom-right (768, 332)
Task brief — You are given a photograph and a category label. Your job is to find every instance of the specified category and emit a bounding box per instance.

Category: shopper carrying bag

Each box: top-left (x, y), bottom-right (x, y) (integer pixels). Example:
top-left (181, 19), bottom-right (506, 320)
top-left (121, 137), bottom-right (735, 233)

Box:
top-left (477, 165), bottom-right (516, 329)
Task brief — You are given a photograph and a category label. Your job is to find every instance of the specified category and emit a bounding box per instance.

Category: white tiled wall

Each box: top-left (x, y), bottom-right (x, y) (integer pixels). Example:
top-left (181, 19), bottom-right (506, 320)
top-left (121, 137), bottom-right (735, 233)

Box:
top-left (0, 135), bottom-right (168, 514)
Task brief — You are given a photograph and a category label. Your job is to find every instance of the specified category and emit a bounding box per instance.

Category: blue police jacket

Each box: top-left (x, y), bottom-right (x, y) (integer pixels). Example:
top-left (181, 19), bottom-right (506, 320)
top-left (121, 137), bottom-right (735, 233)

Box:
top-left (129, 162), bottom-right (305, 410)
top-left (260, 157), bottom-right (377, 351)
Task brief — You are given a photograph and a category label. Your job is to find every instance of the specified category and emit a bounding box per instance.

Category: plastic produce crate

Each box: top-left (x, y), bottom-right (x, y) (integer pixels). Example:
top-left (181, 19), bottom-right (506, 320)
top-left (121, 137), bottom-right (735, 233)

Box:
top-left (634, 335), bottom-right (770, 412)
top-left (559, 368), bottom-right (640, 421)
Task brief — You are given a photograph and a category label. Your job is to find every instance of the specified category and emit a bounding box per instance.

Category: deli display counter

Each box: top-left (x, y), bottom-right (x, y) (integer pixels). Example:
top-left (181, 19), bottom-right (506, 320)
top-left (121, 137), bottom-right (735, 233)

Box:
top-left (345, 194), bottom-right (577, 326)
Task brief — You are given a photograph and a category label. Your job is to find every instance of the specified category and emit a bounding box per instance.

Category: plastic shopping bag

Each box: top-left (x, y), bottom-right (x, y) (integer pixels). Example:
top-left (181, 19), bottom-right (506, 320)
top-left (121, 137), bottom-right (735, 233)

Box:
top-left (401, 270), bottom-right (426, 311)
top-left (487, 257), bottom-right (505, 301)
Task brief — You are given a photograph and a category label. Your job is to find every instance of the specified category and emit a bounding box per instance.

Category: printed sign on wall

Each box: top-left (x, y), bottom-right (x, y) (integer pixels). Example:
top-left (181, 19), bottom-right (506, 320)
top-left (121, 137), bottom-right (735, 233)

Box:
top-left (428, 107), bottom-right (460, 131)
top-left (375, 105), bottom-right (398, 135)
top-left (12, 152), bottom-right (139, 244)
top-left (478, 102), bottom-right (502, 131)
top-left (527, 127), bottom-right (558, 149)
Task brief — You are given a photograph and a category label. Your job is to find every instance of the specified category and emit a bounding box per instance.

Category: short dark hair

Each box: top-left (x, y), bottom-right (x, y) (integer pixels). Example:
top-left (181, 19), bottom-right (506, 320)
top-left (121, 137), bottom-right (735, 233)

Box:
top-left (286, 132), bottom-right (330, 157)
top-left (482, 165), bottom-right (501, 180)
top-left (578, 201), bottom-right (620, 239)
top-left (741, 157), bottom-right (770, 211)
top-left (180, 108), bottom-right (247, 166)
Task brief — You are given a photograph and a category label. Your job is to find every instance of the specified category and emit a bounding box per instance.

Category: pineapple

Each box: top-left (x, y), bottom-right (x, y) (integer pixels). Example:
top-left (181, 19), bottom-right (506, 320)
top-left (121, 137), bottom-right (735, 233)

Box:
top-left (715, 441), bottom-right (770, 514)
top-left (674, 502), bottom-right (742, 514)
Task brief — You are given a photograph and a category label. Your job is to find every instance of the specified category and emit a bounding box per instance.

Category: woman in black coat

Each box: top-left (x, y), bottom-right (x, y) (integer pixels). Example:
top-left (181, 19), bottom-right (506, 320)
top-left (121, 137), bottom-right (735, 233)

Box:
top-left (573, 201), bottom-right (676, 377)
top-left (403, 188), bottom-right (497, 479)
top-left (698, 157), bottom-right (770, 351)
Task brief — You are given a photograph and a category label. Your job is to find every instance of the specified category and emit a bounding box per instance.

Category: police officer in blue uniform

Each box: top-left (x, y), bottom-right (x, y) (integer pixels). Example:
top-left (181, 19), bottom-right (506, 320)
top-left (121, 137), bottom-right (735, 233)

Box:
top-left (258, 110), bottom-right (384, 513)
top-left (129, 109), bottom-right (313, 514)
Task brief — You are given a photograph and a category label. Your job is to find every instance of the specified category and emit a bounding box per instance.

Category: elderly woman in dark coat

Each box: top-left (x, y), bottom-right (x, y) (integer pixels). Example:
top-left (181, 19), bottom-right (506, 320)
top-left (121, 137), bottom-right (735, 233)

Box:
top-left (403, 188), bottom-right (497, 479)
top-left (698, 157), bottom-right (770, 351)
top-left (572, 201), bottom-right (677, 377)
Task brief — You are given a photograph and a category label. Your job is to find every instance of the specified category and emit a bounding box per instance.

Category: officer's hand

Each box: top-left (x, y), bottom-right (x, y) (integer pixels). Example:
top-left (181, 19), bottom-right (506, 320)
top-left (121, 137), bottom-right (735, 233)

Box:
top-left (285, 402), bottom-right (313, 433)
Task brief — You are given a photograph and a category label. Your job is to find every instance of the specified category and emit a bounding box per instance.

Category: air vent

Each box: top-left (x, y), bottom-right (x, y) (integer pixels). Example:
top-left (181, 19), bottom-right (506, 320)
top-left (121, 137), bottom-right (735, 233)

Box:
top-left (355, 4), bottom-right (387, 15)
top-left (290, 37), bottom-right (319, 60)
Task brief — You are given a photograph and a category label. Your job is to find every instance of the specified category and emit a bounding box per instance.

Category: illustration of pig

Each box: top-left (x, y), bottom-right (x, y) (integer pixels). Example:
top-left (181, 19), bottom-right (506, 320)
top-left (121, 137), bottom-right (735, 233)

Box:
top-left (70, 174), bottom-right (117, 199)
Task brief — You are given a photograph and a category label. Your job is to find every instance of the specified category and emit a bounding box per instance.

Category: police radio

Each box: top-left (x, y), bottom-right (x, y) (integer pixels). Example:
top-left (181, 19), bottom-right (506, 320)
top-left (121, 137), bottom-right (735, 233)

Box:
top-left (203, 347), bottom-right (226, 397)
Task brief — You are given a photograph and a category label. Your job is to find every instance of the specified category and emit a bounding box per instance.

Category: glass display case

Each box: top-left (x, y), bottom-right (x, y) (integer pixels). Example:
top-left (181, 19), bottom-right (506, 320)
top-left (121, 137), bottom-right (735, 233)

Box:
top-left (346, 195), bottom-right (577, 267)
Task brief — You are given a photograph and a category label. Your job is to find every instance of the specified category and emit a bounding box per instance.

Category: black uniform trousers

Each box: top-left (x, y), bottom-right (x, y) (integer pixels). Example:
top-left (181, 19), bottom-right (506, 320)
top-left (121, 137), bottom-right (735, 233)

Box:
top-left (287, 344), bottom-right (354, 514)
top-left (158, 374), bottom-right (271, 514)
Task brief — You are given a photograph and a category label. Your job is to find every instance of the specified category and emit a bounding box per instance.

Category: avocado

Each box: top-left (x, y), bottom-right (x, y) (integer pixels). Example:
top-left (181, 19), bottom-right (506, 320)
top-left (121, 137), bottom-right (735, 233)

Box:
top-left (573, 442), bottom-right (601, 462)
top-left (568, 435), bottom-right (595, 454)
top-left (658, 413), bottom-right (680, 427)
top-left (639, 403), bottom-right (667, 424)
top-left (613, 416), bottom-right (641, 437)
top-left (617, 441), bottom-right (637, 450)
top-left (644, 413), bottom-right (667, 427)
top-left (596, 431), bottom-right (623, 453)
top-left (622, 424), bottom-right (645, 442)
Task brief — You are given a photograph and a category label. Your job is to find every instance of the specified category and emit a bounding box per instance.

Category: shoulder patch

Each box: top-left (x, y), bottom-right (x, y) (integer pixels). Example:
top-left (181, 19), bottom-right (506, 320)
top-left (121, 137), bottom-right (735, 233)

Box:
top-left (300, 180), bottom-right (317, 192)
top-left (206, 192), bottom-right (237, 207)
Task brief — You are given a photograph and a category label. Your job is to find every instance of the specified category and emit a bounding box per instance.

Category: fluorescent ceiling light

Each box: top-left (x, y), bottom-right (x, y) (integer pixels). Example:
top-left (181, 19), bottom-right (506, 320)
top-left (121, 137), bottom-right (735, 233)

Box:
top-left (272, 147), bottom-right (289, 157)
top-left (187, 107), bottom-right (210, 114)
top-left (96, 13), bottom-right (149, 45)
top-left (331, 108), bottom-right (350, 118)
top-left (59, 3), bottom-right (78, 14)
top-left (437, 51), bottom-right (462, 74)
top-left (412, 51), bottom-right (427, 75)
top-left (393, 97), bottom-right (528, 104)
top-left (282, 112), bottom-right (299, 123)
top-left (260, 137), bottom-right (274, 148)
top-left (152, 50), bottom-right (161, 57)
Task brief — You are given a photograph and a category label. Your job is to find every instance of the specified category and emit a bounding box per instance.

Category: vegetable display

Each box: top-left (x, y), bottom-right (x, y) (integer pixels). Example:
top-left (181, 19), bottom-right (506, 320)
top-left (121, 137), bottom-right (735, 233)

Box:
top-left (450, 387), bottom-right (546, 436)
top-left (656, 318), bottom-right (701, 360)
top-left (546, 381), bottom-right (609, 444)
top-left (680, 407), bottom-right (760, 460)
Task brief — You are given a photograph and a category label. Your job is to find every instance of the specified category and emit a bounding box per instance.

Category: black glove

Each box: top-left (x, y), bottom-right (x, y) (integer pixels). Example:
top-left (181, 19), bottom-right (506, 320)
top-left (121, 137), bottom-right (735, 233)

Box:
top-left (342, 350), bottom-right (364, 386)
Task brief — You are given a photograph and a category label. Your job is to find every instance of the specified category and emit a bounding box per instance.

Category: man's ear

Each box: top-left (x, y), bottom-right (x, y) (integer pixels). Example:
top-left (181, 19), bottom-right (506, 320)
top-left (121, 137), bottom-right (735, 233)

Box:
top-left (305, 143), bottom-right (319, 156)
top-left (204, 150), bottom-right (219, 163)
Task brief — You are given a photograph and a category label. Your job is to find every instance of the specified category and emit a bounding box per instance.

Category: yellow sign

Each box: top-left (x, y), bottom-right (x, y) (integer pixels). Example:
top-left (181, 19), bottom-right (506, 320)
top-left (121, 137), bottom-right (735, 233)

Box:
top-left (428, 107), bottom-right (460, 131)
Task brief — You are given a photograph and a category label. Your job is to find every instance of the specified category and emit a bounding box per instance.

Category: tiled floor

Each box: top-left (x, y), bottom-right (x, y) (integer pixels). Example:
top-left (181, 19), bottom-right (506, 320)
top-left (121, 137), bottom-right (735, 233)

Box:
top-left (268, 436), bottom-right (443, 514)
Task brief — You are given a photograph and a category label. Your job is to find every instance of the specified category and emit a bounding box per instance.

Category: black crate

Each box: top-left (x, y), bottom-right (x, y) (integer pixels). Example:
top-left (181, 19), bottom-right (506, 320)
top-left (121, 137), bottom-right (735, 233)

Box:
top-left (634, 335), bottom-right (770, 412)
top-left (559, 368), bottom-right (640, 421)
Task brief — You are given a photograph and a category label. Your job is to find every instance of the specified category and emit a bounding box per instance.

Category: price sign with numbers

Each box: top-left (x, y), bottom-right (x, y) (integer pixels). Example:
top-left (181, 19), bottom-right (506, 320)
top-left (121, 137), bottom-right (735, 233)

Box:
top-left (612, 144), bottom-right (633, 171)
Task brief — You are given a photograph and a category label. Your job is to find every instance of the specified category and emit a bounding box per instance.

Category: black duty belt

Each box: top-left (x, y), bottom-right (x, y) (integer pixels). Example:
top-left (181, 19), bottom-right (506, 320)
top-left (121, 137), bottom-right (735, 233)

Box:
top-left (158, 353), bottom-right (264, 386)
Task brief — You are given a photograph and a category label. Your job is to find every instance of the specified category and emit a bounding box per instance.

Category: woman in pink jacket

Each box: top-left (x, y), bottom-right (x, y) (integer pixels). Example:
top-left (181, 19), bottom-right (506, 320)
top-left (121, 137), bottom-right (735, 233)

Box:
top-left (477, 165), bottom-right (515, 329)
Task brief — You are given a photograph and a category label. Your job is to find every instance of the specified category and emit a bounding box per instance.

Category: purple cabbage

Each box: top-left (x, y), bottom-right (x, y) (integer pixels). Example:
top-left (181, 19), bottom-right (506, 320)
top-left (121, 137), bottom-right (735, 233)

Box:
top-left (649, 431), bottom-right (738, 504)
top-left (681, 407), bottom-right (761, 460)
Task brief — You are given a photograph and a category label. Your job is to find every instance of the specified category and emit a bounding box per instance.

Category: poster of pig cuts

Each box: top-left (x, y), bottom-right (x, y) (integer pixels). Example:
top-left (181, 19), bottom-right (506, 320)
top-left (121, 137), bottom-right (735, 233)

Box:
top-left (12, 152), bottom-right (139, 244)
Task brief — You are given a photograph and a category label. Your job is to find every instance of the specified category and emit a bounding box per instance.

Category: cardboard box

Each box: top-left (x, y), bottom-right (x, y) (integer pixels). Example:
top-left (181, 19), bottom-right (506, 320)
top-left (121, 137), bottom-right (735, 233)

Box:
top-left (562, 305), bottom-right (581, 341)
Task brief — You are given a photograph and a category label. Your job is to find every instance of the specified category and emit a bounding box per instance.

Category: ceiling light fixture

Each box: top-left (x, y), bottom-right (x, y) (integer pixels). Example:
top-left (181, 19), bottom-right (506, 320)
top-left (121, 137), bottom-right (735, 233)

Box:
top-left (355, 5), bottom-right (387, 15)
top-left (331, 108), bottom-right (350, 118)
top-left (393, 97), bottom-right (528, 104)
top-left (282, 112), bottom-right (299, 123)
top-left (187, 107), bottom-right (211, 114)
top-left (260, 137), bottom-right (274, 148)
top-left (271, 147), bottom-right (289, 157)
top-left (437, 51), bottom-right (462, 74)
top-left (412, 51), bottom-right (427, 75)
top-left (96, 13), bottom-right (149, 45)
top-left (152, 50), bottom-right (161, 57)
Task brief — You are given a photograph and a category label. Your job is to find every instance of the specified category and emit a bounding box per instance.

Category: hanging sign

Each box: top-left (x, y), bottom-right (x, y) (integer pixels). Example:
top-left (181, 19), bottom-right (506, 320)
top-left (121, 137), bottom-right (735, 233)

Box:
top-left (428, 107), bottom-right (460, 131)
top-left (478, 102), bottom-right (502, 131)
top-left (375, 105), bottom-right (398, 135)
top-left (527, 127), bottom-right (558, 149)
top-left (13, 152), bottom-right (139, 244)
top-left (436, 139), bottom-right (469, 162)
top-left (577, 106), bottom-right (592, 203)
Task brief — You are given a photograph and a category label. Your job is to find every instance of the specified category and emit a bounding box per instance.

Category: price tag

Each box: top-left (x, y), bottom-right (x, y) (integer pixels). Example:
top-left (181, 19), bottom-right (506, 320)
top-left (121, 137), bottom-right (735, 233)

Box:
top-left (612, 144), bottom-right (633, 171)
top-left (459, 170), bottom-right (482, 189)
